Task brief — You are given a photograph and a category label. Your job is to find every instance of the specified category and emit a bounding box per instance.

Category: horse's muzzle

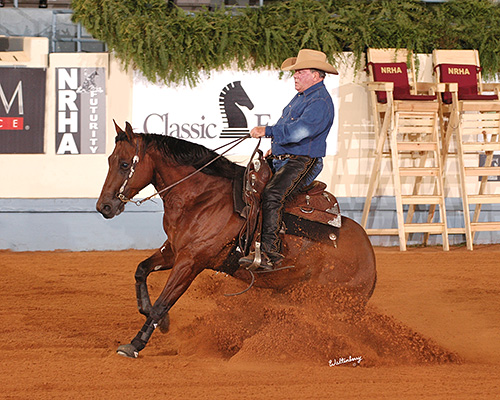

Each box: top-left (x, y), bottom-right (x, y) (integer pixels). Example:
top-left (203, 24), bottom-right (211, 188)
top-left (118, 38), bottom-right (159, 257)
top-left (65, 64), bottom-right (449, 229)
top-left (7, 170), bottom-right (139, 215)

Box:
top-left (96, 197), bottom-right (124, 219)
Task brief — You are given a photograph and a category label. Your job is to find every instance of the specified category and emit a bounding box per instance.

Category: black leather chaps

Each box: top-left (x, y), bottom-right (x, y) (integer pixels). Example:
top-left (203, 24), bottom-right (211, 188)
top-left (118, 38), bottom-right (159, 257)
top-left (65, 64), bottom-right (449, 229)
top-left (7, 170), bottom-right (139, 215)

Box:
top-left (261, 155), bottom-right (318, 255)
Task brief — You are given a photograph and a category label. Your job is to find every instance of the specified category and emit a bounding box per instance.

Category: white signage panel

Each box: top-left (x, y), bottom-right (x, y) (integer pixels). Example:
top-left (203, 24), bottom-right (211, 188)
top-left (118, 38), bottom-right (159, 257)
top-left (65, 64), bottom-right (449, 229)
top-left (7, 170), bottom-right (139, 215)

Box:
top-left (132, 69), bottom-right (339, 156)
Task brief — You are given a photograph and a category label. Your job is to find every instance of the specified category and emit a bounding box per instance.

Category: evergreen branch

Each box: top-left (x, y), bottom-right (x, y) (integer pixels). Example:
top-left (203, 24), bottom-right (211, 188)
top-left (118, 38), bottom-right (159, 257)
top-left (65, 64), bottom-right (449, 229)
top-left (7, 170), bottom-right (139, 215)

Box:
top-left (70, 0), bottom-right (500, 85)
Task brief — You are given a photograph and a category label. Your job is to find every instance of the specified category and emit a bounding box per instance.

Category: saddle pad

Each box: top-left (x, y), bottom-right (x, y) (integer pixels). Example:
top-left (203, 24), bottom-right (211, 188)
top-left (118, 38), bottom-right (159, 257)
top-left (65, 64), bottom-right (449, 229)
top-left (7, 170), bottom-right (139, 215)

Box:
top-left (283, 213), bottom-right (340, 245)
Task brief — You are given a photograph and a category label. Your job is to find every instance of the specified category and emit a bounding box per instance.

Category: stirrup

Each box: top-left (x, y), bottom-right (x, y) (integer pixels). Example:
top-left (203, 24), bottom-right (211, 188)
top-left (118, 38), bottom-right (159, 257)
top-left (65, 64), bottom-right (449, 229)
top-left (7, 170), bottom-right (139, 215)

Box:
top-left (239, 243), bottom-right (274, 271)
top-left (241, 242), bottom-right (265, 271)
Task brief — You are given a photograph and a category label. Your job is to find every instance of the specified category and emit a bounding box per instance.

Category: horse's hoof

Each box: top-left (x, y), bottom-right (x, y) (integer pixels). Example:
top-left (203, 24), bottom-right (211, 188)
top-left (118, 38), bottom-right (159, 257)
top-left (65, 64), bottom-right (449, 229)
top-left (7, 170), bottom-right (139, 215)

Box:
top-left (159, 313), bottom-right (170, 334)
top-left (116, 343), bottom-right (139, 358)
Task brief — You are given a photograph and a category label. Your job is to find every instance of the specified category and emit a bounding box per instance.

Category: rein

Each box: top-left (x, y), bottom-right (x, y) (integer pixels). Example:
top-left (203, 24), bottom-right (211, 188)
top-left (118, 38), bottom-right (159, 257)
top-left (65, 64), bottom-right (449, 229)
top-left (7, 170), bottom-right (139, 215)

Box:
top-left (117, 134), bottom-right (251, 206)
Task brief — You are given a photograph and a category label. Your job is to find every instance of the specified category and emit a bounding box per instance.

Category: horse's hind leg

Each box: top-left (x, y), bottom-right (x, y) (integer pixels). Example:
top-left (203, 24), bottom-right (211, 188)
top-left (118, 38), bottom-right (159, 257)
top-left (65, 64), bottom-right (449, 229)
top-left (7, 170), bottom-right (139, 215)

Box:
top-left (135, 241), bottom-right (174, 324)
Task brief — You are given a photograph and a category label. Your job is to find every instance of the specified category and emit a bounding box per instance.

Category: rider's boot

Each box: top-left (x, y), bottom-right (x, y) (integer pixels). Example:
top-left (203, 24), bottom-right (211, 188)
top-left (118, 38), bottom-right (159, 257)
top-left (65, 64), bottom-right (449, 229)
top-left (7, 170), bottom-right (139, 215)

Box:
top-left (239, 249), bottom-right (284, 271)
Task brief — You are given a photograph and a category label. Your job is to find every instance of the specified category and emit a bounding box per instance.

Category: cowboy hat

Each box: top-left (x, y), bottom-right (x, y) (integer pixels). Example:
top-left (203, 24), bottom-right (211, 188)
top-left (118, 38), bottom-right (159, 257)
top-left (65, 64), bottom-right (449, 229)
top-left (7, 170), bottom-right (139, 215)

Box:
top-left (281, 49), bottom-right (338, 74)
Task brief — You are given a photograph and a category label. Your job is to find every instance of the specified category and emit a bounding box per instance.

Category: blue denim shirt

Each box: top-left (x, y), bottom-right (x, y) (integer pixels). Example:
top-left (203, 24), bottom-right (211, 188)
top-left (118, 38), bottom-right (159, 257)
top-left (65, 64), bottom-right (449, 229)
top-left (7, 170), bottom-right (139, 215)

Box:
top-left (265, 80), bottom-right (334, 158)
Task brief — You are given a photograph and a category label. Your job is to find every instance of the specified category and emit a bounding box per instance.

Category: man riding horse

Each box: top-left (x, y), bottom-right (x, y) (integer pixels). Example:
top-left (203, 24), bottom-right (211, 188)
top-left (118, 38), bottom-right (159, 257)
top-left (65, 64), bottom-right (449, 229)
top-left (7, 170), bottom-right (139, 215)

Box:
top-left (96, 49), bottom-right (378, 359)
top-left (239, 49), bottom-right (338, 271)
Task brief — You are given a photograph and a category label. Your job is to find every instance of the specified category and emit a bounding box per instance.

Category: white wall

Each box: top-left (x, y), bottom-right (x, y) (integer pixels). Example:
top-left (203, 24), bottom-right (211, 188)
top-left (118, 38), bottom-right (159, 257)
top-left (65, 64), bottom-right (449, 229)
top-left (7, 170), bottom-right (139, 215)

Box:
top-left (2, 40), bottom-right (500, 250)
top-left (0, 39), bottom-right (133, 198)
top-left (1, 40), bottom-right (498, 201)
top-left (0, 46), bottom-right (379, 199)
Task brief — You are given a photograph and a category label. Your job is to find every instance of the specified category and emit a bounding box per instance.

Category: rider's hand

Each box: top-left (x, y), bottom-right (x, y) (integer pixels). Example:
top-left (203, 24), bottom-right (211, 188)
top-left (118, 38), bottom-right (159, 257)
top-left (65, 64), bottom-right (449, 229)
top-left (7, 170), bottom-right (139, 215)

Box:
top-left (250, 126), bottom-right (266, 138)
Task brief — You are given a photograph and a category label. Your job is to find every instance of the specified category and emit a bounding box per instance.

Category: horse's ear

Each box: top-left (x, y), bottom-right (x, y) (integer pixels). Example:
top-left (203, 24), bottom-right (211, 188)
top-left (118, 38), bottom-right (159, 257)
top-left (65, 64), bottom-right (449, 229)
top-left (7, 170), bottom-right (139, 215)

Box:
top-left (125, 121), bottom-right (137, 141)
top-left (113, 119), bottom-right (124, 136)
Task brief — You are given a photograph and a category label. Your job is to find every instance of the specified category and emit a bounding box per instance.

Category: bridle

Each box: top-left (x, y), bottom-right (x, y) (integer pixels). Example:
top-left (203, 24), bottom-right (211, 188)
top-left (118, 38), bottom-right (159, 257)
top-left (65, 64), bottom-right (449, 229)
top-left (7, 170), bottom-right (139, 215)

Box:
top-left (116, 135), bottom-right (252, 206)
top-left (117, 138), bottom-right (141, 203)
top-left (117, 157), bottom-right (140, 203)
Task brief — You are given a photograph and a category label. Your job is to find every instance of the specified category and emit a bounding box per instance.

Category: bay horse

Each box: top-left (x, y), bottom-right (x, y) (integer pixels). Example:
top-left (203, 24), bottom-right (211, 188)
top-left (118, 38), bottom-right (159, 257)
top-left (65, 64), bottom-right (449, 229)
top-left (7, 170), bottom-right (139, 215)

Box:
top-left (96, 121), bottom-right (377, 358)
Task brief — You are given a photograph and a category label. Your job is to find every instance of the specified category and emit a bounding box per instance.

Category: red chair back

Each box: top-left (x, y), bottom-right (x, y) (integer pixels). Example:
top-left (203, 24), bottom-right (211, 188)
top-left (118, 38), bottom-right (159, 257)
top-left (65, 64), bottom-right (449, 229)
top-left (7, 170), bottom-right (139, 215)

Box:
top-left (369, 62), bottom-right (436, 103)
top-left (437, 63), bottom-right (498, 104)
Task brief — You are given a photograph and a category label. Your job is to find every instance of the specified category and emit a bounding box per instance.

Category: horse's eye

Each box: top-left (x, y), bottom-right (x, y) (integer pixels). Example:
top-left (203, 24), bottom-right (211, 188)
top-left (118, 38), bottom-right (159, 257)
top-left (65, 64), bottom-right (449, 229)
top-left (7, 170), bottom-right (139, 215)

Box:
top-left (120, 161), bottom-right (130, 169)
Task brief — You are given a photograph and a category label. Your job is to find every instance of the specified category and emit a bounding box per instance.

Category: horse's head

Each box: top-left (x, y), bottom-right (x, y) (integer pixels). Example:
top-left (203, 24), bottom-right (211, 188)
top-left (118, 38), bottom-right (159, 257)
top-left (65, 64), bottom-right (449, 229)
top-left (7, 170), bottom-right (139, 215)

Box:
top-left (96, 121), bottom-right (154, 219)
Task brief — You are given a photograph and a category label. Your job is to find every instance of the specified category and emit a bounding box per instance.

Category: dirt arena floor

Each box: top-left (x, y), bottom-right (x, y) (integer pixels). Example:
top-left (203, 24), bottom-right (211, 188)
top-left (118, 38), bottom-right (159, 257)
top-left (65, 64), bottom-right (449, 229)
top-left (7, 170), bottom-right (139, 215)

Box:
top-left (1, 244), bottom-right (499, 399)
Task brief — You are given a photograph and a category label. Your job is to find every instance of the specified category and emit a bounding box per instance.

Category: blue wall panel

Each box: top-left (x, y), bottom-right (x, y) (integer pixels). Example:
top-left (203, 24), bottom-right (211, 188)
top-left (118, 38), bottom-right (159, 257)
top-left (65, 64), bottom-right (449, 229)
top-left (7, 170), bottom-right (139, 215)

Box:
top-left (1, 197), bottom-right (499, 251)
top-left (0, 199), bottom-right (165, 251)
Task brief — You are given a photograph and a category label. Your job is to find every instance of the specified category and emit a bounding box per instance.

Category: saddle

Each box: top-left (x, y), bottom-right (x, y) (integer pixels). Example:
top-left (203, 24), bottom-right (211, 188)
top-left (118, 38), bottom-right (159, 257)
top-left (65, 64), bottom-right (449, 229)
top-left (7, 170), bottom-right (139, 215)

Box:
top-left (233, 150), bottom-right (342, 255)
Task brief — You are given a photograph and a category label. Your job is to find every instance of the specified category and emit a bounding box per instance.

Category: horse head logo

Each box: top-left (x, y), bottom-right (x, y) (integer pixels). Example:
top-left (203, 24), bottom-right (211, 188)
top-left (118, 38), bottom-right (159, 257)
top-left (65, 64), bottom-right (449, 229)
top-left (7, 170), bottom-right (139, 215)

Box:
top-left (76, 70), bottom-right (103, 94)
top-left (219, 81), bottom-right (254, 138)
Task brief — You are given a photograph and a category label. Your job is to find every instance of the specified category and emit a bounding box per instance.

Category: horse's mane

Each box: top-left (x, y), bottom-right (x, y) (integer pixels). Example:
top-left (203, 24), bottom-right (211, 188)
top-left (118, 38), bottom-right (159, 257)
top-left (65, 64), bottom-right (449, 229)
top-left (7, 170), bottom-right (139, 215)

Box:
top-left (117, 132), bottom-right (244, 179)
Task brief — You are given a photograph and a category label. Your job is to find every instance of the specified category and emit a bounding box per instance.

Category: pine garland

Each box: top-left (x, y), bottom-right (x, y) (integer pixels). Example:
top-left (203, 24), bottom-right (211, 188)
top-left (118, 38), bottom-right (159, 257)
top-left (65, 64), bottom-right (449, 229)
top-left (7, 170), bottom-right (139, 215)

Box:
top-left (70, 0), bottom-right (500, 85)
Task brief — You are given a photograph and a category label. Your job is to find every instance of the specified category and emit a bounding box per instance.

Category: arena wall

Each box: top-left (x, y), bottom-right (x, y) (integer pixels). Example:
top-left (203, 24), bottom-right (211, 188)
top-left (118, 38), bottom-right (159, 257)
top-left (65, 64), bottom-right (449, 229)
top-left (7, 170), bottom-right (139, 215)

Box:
top-left (1, 38), bottom-right (498, 251)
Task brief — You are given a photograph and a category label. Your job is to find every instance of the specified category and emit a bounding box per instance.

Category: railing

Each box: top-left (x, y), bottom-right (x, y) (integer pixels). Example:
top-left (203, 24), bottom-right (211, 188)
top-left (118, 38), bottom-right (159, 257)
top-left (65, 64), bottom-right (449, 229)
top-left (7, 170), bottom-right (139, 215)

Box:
top-left (1, 0), bottom-right (264, 8)
top-left (51, 10), bottom-right (106, 53)
top-left (0, 0), bottom-right (71, 7)
top-left (1, 0), bottom-right (264, 52)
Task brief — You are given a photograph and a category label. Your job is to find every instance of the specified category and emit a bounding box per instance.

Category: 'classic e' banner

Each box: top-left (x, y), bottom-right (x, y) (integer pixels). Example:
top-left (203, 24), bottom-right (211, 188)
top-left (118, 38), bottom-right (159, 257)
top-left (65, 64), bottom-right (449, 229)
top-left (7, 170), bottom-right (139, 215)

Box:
top-left (132, 69), bottom-right (339, 156)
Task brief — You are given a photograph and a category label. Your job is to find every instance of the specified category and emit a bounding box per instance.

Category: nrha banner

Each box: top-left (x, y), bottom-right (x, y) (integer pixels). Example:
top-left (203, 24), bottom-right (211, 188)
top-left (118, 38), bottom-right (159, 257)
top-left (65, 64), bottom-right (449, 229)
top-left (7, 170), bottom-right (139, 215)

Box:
top-left (56, 67), bottom-right (106, 155)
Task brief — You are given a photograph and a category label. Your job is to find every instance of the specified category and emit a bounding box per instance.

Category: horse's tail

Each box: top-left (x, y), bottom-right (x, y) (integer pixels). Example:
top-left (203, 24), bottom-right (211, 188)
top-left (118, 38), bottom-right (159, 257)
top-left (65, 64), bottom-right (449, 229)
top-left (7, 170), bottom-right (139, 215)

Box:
top-left (366, 270), bottom-right (377, 300)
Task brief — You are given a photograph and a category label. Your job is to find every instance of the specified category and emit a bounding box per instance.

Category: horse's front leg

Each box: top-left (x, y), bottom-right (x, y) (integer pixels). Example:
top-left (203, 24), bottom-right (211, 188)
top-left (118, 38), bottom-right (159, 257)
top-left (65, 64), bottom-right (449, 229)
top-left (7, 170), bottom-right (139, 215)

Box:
top-left (118, 256), bottom-right (199, 358)
top-left (135, 241), bottom-right (174, 317)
